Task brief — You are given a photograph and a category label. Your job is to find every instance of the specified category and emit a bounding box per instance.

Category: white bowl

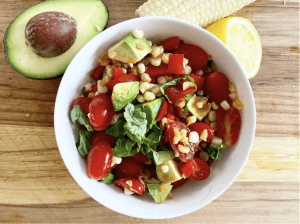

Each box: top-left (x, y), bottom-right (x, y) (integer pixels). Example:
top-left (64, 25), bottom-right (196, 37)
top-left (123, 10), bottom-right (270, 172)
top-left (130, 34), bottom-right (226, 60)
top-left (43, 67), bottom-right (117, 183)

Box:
top-left (54, 17), bottom-right (256, 219)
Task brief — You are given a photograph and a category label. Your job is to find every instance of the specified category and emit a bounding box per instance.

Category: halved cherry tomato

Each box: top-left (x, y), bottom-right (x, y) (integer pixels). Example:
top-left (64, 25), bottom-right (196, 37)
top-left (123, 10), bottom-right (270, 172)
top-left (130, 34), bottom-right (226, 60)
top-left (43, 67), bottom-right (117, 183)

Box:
top-left (167, 54), bottom-right (184, 74)
top-left (115, 157), bottom-right (145, 179)
top-left (190, 73), bottom-right (205, 91)
top-left (132, 152), bottom-right (149, 164)
top-left (90, 130), bottom-right (116, 147)
top-left (145, 63), bottom-right (169, 78)
top-left (205, 72), bottom-right (231, 104)
top-left (166, 121), bottom-right (196, 162)
top-left (171, 178), bottom-right (188, 190)
top-left (189, 157), bottom-right (210, 181)
top-left (162, 36), bottom-right (181, 52)
top-left (217, 107), bottom-right (241, 146)
top-left (172, 44), bottom-right (208, 71)
top-left (178, 158), bottom-right (198, 178)
top-left (156, 99), bottom-right (168, 121)
top-left (88, 94), bottom-right (115, 131)
top-left (165, 86), bottom-right (196, 104)
top-left (71, 97), bottom-right (91, 114)
top-left (83, 83), bottom-right (98, 97)
top-left (113, 177), bottom-right (145, 195)
top-left (90, 65), bottom-right (105, 80)
top-left (189, 122), bottom-right (214, 143)
top-left (87, 140), bottom-right (113, 180)
top-left (105, 74), bottom-right (140, 91)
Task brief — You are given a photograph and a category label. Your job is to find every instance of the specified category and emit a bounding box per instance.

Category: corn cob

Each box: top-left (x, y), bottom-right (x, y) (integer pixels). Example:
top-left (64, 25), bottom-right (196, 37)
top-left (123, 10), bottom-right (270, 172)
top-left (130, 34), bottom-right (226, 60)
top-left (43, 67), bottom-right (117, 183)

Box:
top-left (135, 0), bottom-right (256, 28)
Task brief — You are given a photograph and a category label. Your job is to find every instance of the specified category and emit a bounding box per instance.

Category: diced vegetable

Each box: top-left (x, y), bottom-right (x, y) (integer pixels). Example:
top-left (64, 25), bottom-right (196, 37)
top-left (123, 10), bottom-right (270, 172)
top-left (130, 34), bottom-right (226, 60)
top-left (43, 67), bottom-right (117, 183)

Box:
top-left (167, 54), bottom-right (184, 74)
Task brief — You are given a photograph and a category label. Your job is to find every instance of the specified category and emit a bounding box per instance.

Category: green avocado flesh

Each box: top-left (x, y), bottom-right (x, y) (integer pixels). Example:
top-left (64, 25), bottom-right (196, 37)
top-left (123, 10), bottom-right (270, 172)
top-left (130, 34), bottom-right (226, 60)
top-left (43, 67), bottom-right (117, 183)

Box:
top-left (4, 0), bottom-right (108, 79)
top-left (112, 82), bottom-right (139, 111)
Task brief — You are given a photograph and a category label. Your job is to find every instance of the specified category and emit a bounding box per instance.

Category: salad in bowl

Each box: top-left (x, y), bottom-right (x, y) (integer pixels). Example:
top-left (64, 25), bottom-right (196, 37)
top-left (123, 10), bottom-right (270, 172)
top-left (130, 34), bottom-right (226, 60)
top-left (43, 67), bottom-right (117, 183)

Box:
top-left (69, 28), bottom-right (243, 203)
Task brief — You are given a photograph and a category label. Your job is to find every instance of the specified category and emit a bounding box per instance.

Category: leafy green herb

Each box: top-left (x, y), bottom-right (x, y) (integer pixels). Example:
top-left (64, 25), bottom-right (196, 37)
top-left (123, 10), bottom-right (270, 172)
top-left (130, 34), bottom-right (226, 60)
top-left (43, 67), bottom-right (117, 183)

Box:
top-left (207, 144), bottom-right (227, 160)
top-left (144, 124), bottom-right (162, 146)
top-left (76, 130), bottom-right (92, 157)
top-left (124, 103), bottom-right (148, 143)
top-left (113, 138), bottom-right (137, 157)
top-left (207, 59), bottom-right (215, 70)
top-left (98, 172), bottom-right (114, 184)
top-left (147, 183), bottom-right (173, 203)
top-left (105, 119), bottom-right (127, 139)
top-left (81, 87), bottom-right (86, 95)
top-left (70, 104), bottom-right (93, 132)
top-left (182, 93), bottom-right (193, 118)
top-left (160, 76), bottom-right (195, 103)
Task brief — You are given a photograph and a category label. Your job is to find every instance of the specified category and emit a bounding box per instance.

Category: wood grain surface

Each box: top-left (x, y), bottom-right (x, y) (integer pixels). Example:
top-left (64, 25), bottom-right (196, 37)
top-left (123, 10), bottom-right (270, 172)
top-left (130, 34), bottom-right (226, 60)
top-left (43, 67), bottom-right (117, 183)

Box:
top-left (0, 0), bottom-right (299, 223)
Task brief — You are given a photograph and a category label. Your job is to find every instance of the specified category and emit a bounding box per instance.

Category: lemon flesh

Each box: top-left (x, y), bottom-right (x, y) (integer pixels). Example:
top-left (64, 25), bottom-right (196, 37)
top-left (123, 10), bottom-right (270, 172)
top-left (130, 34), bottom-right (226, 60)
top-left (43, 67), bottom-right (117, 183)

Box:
top-left (206, 17), bottom-right (262, 79)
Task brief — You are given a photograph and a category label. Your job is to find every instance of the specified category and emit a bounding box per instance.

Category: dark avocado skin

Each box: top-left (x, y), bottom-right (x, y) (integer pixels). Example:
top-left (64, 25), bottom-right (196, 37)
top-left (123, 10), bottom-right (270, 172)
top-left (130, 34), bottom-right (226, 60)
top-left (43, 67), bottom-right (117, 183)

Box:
top-left (4, 0), bottom-right (109, 79)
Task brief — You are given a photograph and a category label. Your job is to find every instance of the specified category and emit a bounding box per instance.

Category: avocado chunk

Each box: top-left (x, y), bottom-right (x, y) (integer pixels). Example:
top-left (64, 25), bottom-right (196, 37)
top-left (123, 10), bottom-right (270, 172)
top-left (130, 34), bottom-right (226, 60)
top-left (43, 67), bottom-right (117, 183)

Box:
top-left (107, 32), bottom-right (151, 64)
top-left (112, 82), bottom-right (139, 111)
top-left (156, 159), bottom-right (182, 183)
top-left (4, 0), bottom-right (108, 79)
top-left (154, 151), bottom-right (175, 166)
top-left (147, 183), bottom-right (173, 203)
top-left (187, 95), bottom-right (211, 121)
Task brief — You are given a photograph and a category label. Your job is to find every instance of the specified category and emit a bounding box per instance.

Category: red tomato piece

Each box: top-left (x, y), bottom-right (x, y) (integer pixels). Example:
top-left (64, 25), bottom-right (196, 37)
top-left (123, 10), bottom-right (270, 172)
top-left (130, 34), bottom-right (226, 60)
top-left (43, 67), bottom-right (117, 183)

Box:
top-left (217, 107), bottom-right (241, 146)
top-left (166, 86), bottom-right (196, 104)
top-left (113, 67), bottom-right (124, 79)
top-left (189, 122), bottom-right (214, 143)
top-left (171, 178), bottom-right (189, 190)
top-left (166, 121), bottom-right (196, 162)
top-left (166, 102), bottom-right (175, 120)
top-left (205, 72), bottom-right (231, 104)
top-left (87, 140), bottom-right (113, 180)
top-left (83, 83), bottom-right (98, 97)
top-left (189, 158), bottom-right (210, 181)
top-left (71, 97), bottom-right (91, 114)
top-left (145, 63), bottom-right (169, 78)
top-left (174, 106), bottom-right (183, 118)
top-left (113, 178), bottom-right (145, 195)
top-left (88, 94), bottom-right (115, 131)
top-left (132, 152), bottom-right (149, 164)
top-left (178, 158), bottom-right (198, 178)
top-left (156, 98), bottom-right (168, 121)
top-left (105, 74), bottom-right (140, 91)
top-left (172, 44), bottom-right (208, 71)
top-left (114, 157), bottom-right (145, 179)
top-left (90, 130), bottom-right (116, 147)
top-left (162, 36), bottom-right (181, 52)
top-left (167, 54), bottom-right (184, 74)
top-left (190, 73), bottom-right (205, 91)
top-left (90, 65), bottom-right (105, 80)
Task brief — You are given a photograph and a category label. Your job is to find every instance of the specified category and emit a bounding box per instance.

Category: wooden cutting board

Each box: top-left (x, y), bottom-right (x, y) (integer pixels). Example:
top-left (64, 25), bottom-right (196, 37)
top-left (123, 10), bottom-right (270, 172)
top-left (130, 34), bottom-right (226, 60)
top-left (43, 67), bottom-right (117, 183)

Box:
top-left (0, 0), bottom-right (299, 223)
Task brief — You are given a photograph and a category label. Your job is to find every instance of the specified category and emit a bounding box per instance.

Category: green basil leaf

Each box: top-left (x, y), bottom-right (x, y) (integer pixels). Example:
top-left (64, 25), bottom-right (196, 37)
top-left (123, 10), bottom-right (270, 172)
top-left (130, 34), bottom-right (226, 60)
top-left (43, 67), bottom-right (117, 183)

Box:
top-left (76, 130), bottom-right (92, 157)
top-left (113, 138), bottom-right (138, 157)
top-left (182, 93), bottom-right (193, 118)
top-left (105, 119), bottom-right (127, 139)
top-left (144, 124), bottom-right (162, 146)
top-left (70, 104), bottom-right (93, 132)
top-left (124, 103), bottom-right (148, 141)
top-left (98, 172), bottom-right (114, 184)
top-left (81, 87), bottom-right (86, 95)
top-left (160, 76), bottom-right (195, 103)
top-left (207, 144), bottom-right (227, 160)
top-left (207, 59), bottom-right (215, 70)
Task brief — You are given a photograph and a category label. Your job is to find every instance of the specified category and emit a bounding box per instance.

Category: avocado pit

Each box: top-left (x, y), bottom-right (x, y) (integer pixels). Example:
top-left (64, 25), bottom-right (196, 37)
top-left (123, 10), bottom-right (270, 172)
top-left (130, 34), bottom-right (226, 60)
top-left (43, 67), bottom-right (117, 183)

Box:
top-left (25, 11), bottom-right (77, 58)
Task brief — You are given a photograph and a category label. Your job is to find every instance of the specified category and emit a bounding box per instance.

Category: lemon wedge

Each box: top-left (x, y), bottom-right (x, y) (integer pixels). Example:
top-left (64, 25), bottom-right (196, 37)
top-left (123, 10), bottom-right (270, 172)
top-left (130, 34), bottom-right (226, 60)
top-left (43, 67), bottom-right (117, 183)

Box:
top-left (206, 17), bottom-right (262, 79)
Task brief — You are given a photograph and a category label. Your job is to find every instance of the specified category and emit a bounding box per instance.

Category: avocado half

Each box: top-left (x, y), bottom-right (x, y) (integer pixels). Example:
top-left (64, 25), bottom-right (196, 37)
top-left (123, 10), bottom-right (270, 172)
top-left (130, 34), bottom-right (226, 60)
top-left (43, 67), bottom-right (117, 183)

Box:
top-left (4, 0), bottom-right (108, 79)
